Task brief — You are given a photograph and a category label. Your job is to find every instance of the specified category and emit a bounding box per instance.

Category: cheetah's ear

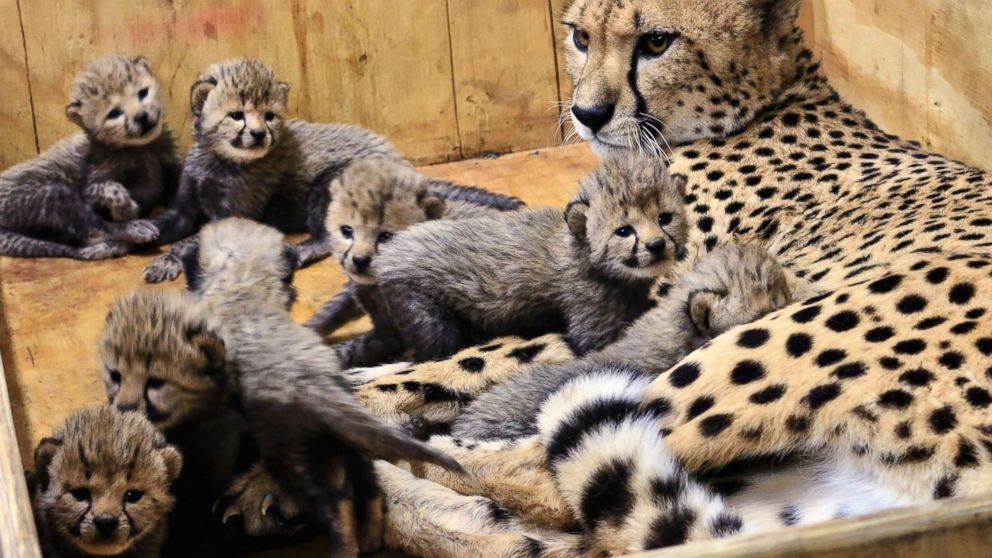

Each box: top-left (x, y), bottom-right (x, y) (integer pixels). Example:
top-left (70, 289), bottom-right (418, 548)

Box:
top-left (33, 437), bottom-right (63, 491)
top-left (190, 77), bottom-right (218, 117)
top-left (132, 56), bottom-right (152, 73)
top-left (159, 445), bottom-right (183, 483)
top-left (688, 290), bottom-right (723, 337)
top-left (186, 325), bottom-right (225, 374)
top-left (418, 193), bottom-right (446, 220)
top-left (65, 100), bottom-right (84, 128)
top-left (565, 200), bottom-right (589, 240)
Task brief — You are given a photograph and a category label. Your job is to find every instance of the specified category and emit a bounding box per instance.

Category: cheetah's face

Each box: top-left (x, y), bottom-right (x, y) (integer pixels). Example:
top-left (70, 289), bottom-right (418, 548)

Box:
top-left (33, 408), bottom-right (181, 557)
top-left (100, 292), bottom-right (228, 431)
top-left (562, 0), bottom-right (803, 156)
top-left (191, 60), bottom-right (289, 164)
top-left (65, 56), bottom-right (164, 147)
top-left (326, 161), bottom-right (444, 285)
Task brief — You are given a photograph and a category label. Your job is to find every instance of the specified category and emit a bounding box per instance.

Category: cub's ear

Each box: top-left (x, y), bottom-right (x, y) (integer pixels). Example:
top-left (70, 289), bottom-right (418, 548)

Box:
top-left (186, 325), bottom-right (226, 373)
top-left (564, 200), bottom-right (590, 240)
top-left (274, 81), bottom-right (290, 107)
top-left (671, 174), bottom-right (688, 198)
top-left (65, 100), bottom-right (84, 128)
top-left (688, 290), bottom-right (723, 337)
top-left (33, 437), bottom-right (63, 491)
top-left (418, 193), bottom-right (446, 220)
top-left (159, 445), bottom-right (183, 483)
top-left (132, 56), bottom-right (152, 73)
top-left (190, 77), bottom-right (218, 117)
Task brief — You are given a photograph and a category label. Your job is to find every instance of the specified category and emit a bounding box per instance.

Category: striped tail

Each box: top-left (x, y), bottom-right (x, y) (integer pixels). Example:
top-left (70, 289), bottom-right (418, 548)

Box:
top-left (425, 178), bottom-right (525, 211)
top-left (0, 229), bottom-right (78, 258)
top-left (536, 364), bottom-right (743, 555)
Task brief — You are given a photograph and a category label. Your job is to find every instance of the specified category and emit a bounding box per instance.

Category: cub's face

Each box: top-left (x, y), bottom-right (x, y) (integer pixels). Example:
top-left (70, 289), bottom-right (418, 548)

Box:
top-left (191, 59), bottom-right (289, 163)
top-left (66, 55), bottom-right (164, 147)
top-left (561, 0), bottom-right (803, 155)
top-left (33, 407), bottom-right (181, 557)
top-left (100, 292), bottom-right (227, 431)
top-left (326, 161), bottom-right (444, 285)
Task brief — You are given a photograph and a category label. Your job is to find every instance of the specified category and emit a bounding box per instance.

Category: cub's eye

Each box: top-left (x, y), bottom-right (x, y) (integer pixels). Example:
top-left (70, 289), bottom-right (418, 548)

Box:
top-left (108, 370), bottom-right (122, 384)
top-left (264, 111), bottom-right (276, 121)
top-left (228, 111), bottom-right (245, 121)
top-left (377, 231), bottom-right (394, 244)
top-left (572, 28), bottom-right (591, 52)
top-left (124, 490), bottom-right (144, 503)
top-left (340, 225), bottom-right (354, 239)
top-left (70, 488), bottom-right (91, 502)
top-left (146, 378), bottom-right (165, 390)
top-left (137, 87), bottom-right (149, 101)
top-left (640, 32), bottom-right (675, 58)
top-left (615, 225), bottom-right (634, 238)
top-left (106, 108), bottom-right (123, 120)
top-left (659, 212), bottom-right (673, 226)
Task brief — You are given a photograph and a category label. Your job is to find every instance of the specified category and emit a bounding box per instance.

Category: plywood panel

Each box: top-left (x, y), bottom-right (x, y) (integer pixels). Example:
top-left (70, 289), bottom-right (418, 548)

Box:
top-left (0, 0), bottom-right (38, 169)
top-left (447, 0), bottom-right (561, 158)
top-left (17, 0), bottom-right (460, 164)
top-left (801, 0), bottom-right (992, 169)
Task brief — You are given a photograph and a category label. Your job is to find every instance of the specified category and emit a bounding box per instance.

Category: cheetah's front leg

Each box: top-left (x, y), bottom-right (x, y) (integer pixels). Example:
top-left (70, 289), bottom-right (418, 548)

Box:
top-left (85, 181), bottom-right (140, 222)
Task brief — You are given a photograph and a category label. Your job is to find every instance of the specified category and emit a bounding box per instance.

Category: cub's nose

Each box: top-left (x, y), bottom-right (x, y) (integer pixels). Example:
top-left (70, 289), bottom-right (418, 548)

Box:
top-left (352, 255), bottom-right (372, 272)
top-left (94, 516), bottom-right (119, 538)
top-left (646, 239), bottom-right (667, 257)
top-left (134, 111), bottom-right (149, 125)
top-left (571, 103), bottom-right (615, 133)
top-left (249, 129), bottom-right (267, 142)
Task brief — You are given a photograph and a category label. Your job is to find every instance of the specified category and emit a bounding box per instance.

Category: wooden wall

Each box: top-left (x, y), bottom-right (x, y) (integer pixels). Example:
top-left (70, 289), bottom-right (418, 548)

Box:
top-left (1, 1), bottom-right (991, 170)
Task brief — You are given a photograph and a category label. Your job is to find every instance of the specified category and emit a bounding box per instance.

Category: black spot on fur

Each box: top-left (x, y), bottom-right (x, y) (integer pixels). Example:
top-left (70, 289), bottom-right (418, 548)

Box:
top-left (737, 329), bottom-right (770, 348)
top-left (816, 349), bottom-right (847, 367)
top-left (929, 406), bottom-right (958, 434)
top-left (933, 475), bottom-right (958, 499)
top-left (710, 512), bottom-right (744, 537)
top-left (899, 368), bottom-right (934, 387)
top-left (878, 390), bottom-right (914, 409)
top-left (687, 396), bottom-right (716, 420)
top-left (939, 352), bottom-right (964, 370)
top-left (867, 274), bottom-right (903, 294)
top-left (966, 388), bottom-right (992, 409)
top-left (669, 363), bottom-right (701, 388)
top-left (479, 343), bottom-right (503, 352)
top-left (457, 357), bottom-right (485, 373)
top-left (699, 414), bottom-right (734, 437)
top-left (750, 384), bottom-right (787, 405)
top-left (949, 283), bottom-right (976, 305)
top-left (955, 439), bottom-right (980, 468)
top-left (824, 311), bottom-right (860, 332)
top-left (977, 338), bottom-right (992, 356)
top-left (834, 362), bottom-right (867, 380)
top-left (779, 504), bottom-right (801, 526)
top-left (650, 477), bottom-right (685, 504)
top-left (708, 479), bottom-right (749, 498)
top-left (376, 384), bottom-right (397, 392)
top-left (804, 383), bottom-right (842, 410)
top-left (864, 327), bottom-right (895, 342)
top-left (791, 305), bottom-right (821, 324)
top-left (546, 400), bottom-right (640, 464)
top-left (580, 459), bottom-right (634, 529)
top-left (731, 360), bottom-right (766, 385)
top-left (644, 507), bottom-right (696, 550)
top-left (508, 343), bottom-right (546, 364)
top-left (896, 295), bottom-right (928, 314)
top-left (785, 333), bottom-right (812, 357)
top-left (893, 339), bottom-right (927, 355)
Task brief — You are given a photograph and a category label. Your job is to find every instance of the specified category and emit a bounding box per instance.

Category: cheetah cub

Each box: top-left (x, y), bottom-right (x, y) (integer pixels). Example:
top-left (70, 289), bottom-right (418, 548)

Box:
top-left (0, 55), bottom-right (178, 259)
top-left (28, 406), bottom-right (182, 558)
top-left (145, 57), bottom-right (520, 282)
top-left (451, 243), bottom-right (794, 441)
top-left (305, 158), bottom-right (522, 336)
top-left (356, 153), bottom-right (688, 366)
top-left (179, 218), bottom-right (464, 555)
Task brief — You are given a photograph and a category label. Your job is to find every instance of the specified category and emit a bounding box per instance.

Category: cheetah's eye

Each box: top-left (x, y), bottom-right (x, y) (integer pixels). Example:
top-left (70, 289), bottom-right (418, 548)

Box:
top-left (228, 111), bottom-right (245, 121)
top-left (659, 213), bottom-right (673, 226)
top-left (124, 490), bottom-right (144, 503)
top-left (572, 28), bottom-right (591, 52)
top-left (377, 231), bottom-right (394, 244)
top-left (264, 112), bottom-right (276, 122)
top-left (146, 378), bottom-right (165, 390)
top-left (137, 87), bottom-right (149, 101)
top-left (615, 225), bottom-right (634, 238)
top-left (108, 370), bottom-right (122, 384)
top-left (639, 32), bottom-right (675, 58)
top-left (340, 225), bottom-right (354, 239)
top-left (70, 488), bottom-right (91, 502)
top-left (106, 108), bottom-right (123, 120)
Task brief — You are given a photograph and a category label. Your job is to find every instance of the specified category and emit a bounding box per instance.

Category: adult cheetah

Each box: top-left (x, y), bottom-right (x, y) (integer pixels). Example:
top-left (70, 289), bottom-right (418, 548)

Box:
top-left (298, 0), bottom-right (992, 556)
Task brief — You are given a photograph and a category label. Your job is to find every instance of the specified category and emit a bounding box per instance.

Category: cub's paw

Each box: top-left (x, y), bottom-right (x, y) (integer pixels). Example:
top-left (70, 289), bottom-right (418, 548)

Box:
top-left (215, 462), bottom-right (305, 538)
top-left (120, 219), bottom-right (160, 244)
top-left (78, 241), bottom-right (129, 260)
top-left (143, 254), bottom-right (182, 283)
top-left (109, 198), bottom-right (141, 222)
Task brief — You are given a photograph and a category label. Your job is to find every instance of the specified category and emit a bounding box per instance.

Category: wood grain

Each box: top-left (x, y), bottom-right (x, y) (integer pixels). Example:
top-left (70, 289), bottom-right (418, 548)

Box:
top-left (0, 351), bottom-right (42, 558)
top-left (0, 0), bottom-right (38, 169)
top-left (800, 0), bottom-right (992, 169)
top-left (447, 0), bottom-right (561, 158)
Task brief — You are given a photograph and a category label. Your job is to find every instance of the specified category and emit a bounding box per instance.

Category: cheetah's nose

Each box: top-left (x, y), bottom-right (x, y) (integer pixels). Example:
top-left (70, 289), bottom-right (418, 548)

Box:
top-left (94, 516), bottom-right (119, 538)
top-left (115, 402), bottom-right (139, 413)
top-left (352, 255), bottom-right (372, 272)
top-left (249, 129), bottom-right (267, 142)
top-left (571, 103), bottom-right (615, 133)
top-left (646, 239), bottom-right (667, 257)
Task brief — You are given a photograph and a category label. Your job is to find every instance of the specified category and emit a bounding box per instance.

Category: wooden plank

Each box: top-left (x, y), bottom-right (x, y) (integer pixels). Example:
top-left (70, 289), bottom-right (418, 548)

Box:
top-left (0, 344), bottom-right (42, 558)
top-left (447, 0), bottom-right (561, 158)
top-left (17, 0), bottom-right (459, 164)
top-left (636, 497), bottom-right (992, 558)
top-left (0, 0), bottom-right (38, 169)
top-left (802, 0), bottom-right (992, 169)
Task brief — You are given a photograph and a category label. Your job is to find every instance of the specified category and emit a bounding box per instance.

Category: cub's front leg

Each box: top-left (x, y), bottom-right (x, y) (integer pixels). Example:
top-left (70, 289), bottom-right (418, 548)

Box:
top-left (85, 180), bottom-right (140, 222)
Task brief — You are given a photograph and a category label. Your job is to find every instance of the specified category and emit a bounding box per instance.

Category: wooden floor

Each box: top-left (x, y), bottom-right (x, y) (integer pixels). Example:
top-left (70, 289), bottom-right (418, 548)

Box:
top-left (0, 144), bottom-right (597, 556)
